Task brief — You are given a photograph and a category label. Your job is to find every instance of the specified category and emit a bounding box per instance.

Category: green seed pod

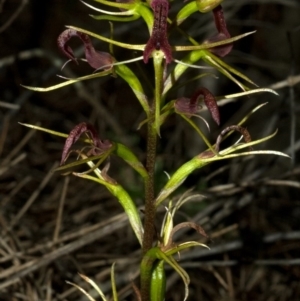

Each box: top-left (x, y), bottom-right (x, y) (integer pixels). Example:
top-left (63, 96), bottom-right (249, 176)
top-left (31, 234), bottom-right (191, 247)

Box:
top-left (196, 0), bottom-right (223, 13)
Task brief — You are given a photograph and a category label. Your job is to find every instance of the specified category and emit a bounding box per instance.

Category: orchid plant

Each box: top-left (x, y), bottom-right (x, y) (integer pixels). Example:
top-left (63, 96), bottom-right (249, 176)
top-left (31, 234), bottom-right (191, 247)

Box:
top-left (22, 0), bottom-right (288, 300)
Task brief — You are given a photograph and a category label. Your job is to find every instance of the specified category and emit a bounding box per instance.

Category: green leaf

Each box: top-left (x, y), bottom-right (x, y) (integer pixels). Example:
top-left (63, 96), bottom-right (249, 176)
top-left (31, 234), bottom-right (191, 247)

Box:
top-left (141, 248), bottom-right (190, 301)
top-left (156, 250), bottom-right (190, 301)
top-left (150, 261), bottom-right (166, 301)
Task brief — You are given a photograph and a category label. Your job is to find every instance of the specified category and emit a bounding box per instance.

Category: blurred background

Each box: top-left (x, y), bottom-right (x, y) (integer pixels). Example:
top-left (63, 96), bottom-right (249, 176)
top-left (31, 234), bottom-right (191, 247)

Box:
top-left (0, 0), bottom-right (300, 300)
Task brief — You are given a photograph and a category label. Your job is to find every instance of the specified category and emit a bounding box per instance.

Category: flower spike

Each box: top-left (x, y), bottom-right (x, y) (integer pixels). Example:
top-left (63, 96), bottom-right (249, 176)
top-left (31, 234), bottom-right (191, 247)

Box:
top-left (61, 122), bottom-right (112, 165)
top-left (143, 0), bottom-right (172, 64)
top-left (57, 29), bottom-right (114, 70)
top-left (205, 5), bottom-right (233, 57)
top-left (175, 87), bottom-right (220, 125)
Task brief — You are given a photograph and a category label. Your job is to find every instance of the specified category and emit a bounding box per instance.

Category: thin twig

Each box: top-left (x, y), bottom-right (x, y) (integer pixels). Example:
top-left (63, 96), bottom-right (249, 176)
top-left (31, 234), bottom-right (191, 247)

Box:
top-left (8, 162), bottom-right (58, 230)
top-left (0, 214), bottom-right (128, 290)
top-left (0, 0), bottom-right (28, 33)
top-left (53, 177), bottom-right (69, 243)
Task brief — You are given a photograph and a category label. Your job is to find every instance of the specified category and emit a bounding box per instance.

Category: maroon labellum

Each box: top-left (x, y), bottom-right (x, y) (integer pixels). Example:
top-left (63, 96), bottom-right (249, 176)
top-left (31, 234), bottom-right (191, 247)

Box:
top-left (57, 29), bottom-right (114, 70)
top-left (205, 5), bottom-right (233, 57)
top-left (175, 87), bottom-right (220, 125)
top-left (61, 122), bottom-right (112, 165)
top-left (143, 0), bottom-right (172, 64)
top-left (215, 125), bottom-right (252, 152)
top-left (198, 125), bottom-right (252, 159)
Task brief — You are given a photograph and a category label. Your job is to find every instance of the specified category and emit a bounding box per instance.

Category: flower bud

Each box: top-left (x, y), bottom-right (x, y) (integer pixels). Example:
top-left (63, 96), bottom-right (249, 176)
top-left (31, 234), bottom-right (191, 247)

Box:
top-left (196, 0), bottom-right (223, 13)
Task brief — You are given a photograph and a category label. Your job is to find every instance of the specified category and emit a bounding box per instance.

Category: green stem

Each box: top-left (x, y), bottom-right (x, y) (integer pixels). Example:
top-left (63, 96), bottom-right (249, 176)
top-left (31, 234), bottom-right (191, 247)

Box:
top-left (142, 50), bottom-right (164, 301)
top-left (143, 51), bottom-right (164, 255)
top-left (140, 249), bottom-right (157, 301)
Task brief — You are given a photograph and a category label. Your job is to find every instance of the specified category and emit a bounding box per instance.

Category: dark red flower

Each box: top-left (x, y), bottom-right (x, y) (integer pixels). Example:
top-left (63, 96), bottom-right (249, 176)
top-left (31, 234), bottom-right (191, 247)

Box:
top-left (205, 5), bottom-right (233, 57)
top-left (175, 87), bottom-right (220, 125)
top-left (57, 29), bottom-right (114, 70)
top-left (143, 0), bottom-right (172, 64)
top-left (61, 122), bottom-right (112, 165)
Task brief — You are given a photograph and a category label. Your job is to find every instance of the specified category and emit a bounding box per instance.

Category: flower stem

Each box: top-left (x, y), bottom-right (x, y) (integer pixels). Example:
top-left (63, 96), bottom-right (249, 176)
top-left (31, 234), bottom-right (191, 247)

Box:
top-left (141, 51), bottom-right (165, 301)
top-left (143, 106), bottom-right (157, 255)
top-left (143, 51), bottom-right (164, 255)
top-left (141, 104), bottom-right (157, 301)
